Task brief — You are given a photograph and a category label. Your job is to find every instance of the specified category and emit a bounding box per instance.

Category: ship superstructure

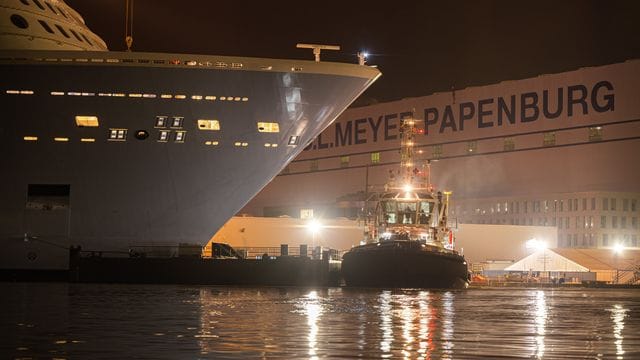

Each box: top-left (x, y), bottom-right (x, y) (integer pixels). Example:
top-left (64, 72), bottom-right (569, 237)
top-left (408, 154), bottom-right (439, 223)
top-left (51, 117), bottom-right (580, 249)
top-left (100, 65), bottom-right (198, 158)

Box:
top-left (341, 118), bottom-right (469, 288)
top-left (0, 0), bottom-right (380, 271)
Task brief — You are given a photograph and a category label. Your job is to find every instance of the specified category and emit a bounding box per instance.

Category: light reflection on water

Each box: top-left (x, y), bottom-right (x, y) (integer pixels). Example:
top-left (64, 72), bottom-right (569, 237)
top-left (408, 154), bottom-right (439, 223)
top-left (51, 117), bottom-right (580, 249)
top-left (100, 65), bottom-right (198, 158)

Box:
top-left (1, 283), bottom-right (640, 359)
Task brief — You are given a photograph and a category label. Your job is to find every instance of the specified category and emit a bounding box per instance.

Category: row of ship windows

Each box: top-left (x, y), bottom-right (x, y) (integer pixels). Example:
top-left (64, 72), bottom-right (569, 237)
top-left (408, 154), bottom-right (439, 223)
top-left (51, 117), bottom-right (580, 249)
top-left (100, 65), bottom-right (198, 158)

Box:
top-left (5, 90), bottom-right (250, 102)
top-left (18, 0), bottom-right (72, 21)
top-left (72, 115), bottom-right (280, 135)
top-left (10, 13), bottom-right (94, 45)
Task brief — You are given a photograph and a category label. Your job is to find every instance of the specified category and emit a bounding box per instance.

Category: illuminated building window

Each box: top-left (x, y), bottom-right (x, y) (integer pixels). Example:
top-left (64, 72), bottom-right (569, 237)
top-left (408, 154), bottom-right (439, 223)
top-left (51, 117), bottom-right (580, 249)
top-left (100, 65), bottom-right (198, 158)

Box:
top-left (503, 137), bottom-right (515, 151)
top-left (197, 119), bottom-right (220, 131)
top-left (174, 131), bottom-right (186, 143)
top-left (171, 116), bottom-right (184, 128)
top-left (75, 115), bottom-right (99, 127)
top-left (588, 126), bottom-right (603, 142)
top-left (340, 156), bottom-right (349, 168)
top-left (158, 130), bottom-right (170, 142)
top-left (155, 116), bottom-right (167, 128)
top-left (371, 152), bottom-right (380, 164)
top-left (432, 144), bottom-right (442, 159)
top-left (543, 132), bottom-right (556, 146)
top-left (108, 129), bottom-right (127, 141)
top-left (310, 160), bottom-right (318, 172)
top-left (467, 141), bottom-right (477, 153)
top-left (288, 135), bottom-right (299, 146)
top-left (257, 122), bottom-right (280, 133)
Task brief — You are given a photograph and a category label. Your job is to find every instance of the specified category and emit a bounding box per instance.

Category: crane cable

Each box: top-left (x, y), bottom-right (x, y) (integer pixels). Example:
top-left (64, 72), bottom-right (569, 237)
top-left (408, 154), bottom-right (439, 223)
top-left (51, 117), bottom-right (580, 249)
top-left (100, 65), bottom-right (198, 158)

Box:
top-left (125, 0), bottom-right (134, 51)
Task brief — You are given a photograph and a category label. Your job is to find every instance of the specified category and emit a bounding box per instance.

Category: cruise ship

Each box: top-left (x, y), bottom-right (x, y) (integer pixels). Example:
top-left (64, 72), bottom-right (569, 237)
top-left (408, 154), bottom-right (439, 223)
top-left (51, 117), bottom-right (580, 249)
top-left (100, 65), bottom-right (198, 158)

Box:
top-left (0, 0), bottom-right (380, 273)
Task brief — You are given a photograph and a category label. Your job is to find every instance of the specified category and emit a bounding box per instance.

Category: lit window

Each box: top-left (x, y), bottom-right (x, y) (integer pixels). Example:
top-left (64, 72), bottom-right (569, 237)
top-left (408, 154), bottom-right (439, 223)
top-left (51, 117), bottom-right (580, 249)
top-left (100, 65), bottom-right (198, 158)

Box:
top-left (142, 94), bottom-right (156, 98)
top-left (175, 131), bottom-right (186, 143)
top-left (128, 93), bottom-right (142, 98)
top-left (171, 117), bottom-right (184, 128)
top-left (108, 128), bottom-right (127, 141)
top-left (242, 97), bottom-right (249, 102)
top-left (205, 96), bottom-right (216, 101)
top-left (75, 115), bottom-right (99, 127)
top-left (543, 132), bottom-right (556, 146)
top-left (467, 141), bottom-right (477, 153)
top-left (191, 95), bottom-right (203, 100)
top-left (288, 135), bottom-right (299, 146)
top-left (197, 119), bottom-right (220, 131)
top-left (234, 142), bottom-right (242, 147)
top-left (503, 137), bottom-right (515, 151)
top-left (174, 94), bottom-right (186, 99)
top-left (23, 136), bottom-right (38, 141)
top-left (340, 156), bottom-right (349, 168)
top-left (257, 122), bottom-right (280, 133)
top-left (54, 137), bottom-right (69, 142)
top-left (589, 126), bottom-right (603, 142)
top-left (80, 138), bottom-right (95, 142)
top-left (155, 116), bottom-right (167, 128)
top-left (205, 141), bottom-right (219, 146)
top-left (371, 152), bottom-right (380, 164)
top-left (50, 91), bottom-right (64, 96)
top-left (241, 142), bottom-right (248, 147)
top-left (432, 144), bottom-right (443, 159)
top-left (160, 94), bottom-right (172, 99)
top-left (158, 130), bottom-right (170, 142)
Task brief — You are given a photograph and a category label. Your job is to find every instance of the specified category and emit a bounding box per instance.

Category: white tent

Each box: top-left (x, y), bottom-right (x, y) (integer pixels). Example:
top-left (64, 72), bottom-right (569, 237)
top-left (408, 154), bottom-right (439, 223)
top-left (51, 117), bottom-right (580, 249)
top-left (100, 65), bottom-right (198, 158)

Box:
top-left (504, 249), bottom-right (589, 272)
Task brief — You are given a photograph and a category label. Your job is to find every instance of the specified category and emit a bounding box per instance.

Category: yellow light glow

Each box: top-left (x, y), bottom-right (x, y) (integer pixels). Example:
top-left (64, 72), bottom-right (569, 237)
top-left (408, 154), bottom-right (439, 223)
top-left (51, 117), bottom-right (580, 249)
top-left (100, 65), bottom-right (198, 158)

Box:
top-left (23, 136), bottom-right (38, 141)
top-left (128, 93), bottom-right (142, 98)
top-left (81, 138), bottom-right (95, 142)
top-left (191, 95), bottom-right (203, 100)
top-left (50, 91), bottom-right (65, 96)
top-left (75, 115), bottom-right (99, 127)
top-left (257, 122), bottom-right (280, 133)
top-left (205, 96), bottom-right (216, 100)
top-left (403, 184), bottom-right (413, 193)
top-left (197, 119), bottom-right (220, 131)
top-left (175, 94), bottom-right (186, 99)
top-left (54, 137), bottom-right (69, 142)
top-left (160, 94), bottom-right (172, 99)
top-left (234, 142), bottom-right (241, 146)
top-left (613, 243), bottom-right (624, 254)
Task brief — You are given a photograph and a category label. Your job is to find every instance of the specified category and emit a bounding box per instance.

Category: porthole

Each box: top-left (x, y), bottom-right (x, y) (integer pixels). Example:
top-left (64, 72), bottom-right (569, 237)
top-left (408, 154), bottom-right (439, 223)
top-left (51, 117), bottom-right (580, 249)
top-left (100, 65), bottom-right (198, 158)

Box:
top-left (10, 14), bottom-right (29, 29)
top-left (134, 130), bottom-right (149, 140)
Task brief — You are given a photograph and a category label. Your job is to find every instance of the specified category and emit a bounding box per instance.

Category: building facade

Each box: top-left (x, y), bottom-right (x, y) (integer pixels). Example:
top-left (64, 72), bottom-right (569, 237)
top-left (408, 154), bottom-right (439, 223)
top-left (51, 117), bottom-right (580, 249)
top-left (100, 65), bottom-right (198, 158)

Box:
top-left (242, 60), bottom-right (640, 249)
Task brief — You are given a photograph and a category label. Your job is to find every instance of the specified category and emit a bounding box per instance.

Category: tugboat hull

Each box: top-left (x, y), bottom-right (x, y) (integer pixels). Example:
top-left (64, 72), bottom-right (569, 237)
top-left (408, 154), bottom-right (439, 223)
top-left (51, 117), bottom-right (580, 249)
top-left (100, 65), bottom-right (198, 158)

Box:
top-left (341, 242), bottom-right (469, 289)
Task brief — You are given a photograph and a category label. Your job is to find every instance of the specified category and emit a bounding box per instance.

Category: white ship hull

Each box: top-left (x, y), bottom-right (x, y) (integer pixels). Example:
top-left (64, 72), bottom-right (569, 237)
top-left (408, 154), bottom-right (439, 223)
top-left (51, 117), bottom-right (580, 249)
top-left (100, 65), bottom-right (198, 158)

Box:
top-left (0, 50), bottom-right (380, 270)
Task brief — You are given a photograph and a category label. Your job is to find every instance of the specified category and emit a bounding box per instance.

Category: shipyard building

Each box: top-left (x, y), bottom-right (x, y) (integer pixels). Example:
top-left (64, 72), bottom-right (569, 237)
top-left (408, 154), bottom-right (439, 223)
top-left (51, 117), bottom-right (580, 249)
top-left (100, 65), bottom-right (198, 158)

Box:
top-left (240, 60), bottom-right (640, 251)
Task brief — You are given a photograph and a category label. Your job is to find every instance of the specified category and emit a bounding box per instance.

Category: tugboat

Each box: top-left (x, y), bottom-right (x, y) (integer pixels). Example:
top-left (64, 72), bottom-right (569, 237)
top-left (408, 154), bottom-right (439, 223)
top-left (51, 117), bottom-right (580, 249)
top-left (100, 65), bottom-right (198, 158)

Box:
top-left (341, 117), bottom-right (469, 289)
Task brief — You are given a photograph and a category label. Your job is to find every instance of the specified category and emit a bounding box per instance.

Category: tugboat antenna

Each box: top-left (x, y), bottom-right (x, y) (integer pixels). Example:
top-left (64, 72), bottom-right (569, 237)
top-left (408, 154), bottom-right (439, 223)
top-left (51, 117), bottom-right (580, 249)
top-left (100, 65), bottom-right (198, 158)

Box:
top-left (125, 0), bottom-right (134, 51)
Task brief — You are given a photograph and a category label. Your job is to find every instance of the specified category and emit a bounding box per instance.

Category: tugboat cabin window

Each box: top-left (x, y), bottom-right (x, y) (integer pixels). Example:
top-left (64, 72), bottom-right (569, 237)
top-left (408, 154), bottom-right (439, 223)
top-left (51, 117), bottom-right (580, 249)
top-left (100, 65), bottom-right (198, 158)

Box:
top-left (398, 202), bottom-right (417, 224)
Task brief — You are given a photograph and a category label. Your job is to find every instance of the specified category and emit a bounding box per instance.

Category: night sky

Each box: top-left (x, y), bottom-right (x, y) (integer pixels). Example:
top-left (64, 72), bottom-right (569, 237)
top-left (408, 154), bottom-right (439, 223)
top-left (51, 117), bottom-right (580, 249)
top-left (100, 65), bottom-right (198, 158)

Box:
top-left (66, 0), bottom-right (640, 105)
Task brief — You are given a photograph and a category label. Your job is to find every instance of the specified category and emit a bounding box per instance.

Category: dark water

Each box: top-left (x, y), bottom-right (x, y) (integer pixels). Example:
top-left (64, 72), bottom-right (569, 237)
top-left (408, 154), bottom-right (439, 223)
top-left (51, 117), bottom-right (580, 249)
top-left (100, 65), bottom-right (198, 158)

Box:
top-left (1, 283), bottom-right (639, 359)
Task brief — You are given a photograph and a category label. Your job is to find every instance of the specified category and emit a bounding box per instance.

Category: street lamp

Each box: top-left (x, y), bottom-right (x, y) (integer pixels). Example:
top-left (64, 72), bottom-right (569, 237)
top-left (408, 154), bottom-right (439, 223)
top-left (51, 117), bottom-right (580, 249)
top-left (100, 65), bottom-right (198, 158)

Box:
top-left (527, 238), bottom-right (549, 282)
